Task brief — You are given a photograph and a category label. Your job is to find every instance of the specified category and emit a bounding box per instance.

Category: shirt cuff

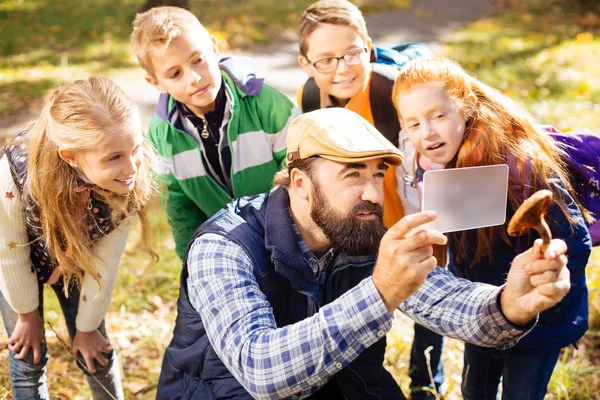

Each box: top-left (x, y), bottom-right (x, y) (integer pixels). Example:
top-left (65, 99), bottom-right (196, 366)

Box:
top-left (486, 286), bottom-right (537, 350)
top-left (345, 277), bottom-right (394, 348)
top-left (496, 285), bottom-right (538, 331)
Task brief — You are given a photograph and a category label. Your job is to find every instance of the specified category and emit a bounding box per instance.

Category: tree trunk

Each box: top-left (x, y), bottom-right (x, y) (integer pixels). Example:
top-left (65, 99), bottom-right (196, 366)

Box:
top-left (139, 0), bottom-right (189, 12)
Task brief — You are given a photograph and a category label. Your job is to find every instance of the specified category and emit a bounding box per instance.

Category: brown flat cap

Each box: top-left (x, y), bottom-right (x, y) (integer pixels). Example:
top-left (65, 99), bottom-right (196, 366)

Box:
top-left (286, 108), bottom-right (403, 166)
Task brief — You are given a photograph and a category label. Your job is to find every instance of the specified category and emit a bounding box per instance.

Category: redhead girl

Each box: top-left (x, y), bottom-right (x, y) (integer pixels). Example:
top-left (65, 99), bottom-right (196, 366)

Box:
top-left (392, 57), bottom-right (592, 400)
top-left (0, 77), bottom-right (157, 399)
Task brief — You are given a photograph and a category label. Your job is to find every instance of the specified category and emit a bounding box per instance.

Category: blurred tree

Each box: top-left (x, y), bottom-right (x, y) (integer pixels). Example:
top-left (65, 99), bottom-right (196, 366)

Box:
top-left (139, 0), bottom-right (189, 12)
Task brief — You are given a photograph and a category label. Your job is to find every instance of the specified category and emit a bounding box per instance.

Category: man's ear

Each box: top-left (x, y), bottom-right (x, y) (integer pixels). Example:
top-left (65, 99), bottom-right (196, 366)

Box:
top-left (298, 55), bottom-right (315, 78)
top-left (290, 168), bottom-right (311, 201)
top-left (366, 36), bottom-right (373, 54)
top-left (145, 74), bottom-right (167, 94)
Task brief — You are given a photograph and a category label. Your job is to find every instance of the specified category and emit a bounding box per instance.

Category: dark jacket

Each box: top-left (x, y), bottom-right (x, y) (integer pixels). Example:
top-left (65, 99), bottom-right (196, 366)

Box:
top-left (157, 187), bottom-right (405, 399)
top-left (449, 178), bottom-right (591, 355)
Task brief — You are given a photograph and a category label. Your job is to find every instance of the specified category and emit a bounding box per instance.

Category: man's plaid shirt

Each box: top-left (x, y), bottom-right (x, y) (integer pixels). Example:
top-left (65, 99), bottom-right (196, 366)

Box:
top-left (187, 231), bottom-right (530, 399)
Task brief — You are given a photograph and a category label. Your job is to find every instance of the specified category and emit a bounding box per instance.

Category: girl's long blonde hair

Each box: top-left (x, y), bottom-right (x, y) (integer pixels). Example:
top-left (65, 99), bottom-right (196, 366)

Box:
top-left (392, 57), bottom-right (591, 266)
top-left (19, 76), bottom-right (158, 288)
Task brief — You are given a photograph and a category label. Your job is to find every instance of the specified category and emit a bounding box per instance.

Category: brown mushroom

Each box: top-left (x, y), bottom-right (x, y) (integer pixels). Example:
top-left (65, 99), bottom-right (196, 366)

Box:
top-left (507, 189), bottom-right (553, 253)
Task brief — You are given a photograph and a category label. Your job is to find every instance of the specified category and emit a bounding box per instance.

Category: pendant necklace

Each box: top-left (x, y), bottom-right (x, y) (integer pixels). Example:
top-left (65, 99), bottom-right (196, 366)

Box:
top-left (201, 118), bottom-right (209, 139)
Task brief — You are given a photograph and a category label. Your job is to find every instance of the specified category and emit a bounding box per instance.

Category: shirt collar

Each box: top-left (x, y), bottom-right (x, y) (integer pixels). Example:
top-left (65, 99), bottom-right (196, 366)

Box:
top-left (290, 214), bottom-right (335, 268)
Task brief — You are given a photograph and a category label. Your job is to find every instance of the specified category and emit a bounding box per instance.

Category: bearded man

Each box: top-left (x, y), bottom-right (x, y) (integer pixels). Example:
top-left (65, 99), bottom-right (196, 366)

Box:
top-left (157, 108), bottom-right (571, 400)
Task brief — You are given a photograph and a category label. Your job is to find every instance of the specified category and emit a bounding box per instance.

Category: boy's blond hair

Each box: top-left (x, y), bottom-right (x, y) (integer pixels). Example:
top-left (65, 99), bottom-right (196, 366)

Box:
top-left (131, 6), bottom-right (209, 76)
top-left (298, 0), bottom-right (369, 56)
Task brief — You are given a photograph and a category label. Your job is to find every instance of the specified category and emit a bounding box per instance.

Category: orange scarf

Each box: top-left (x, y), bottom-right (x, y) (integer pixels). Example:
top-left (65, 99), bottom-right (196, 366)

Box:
top-left (341, 76), bottom-right (404, 228)
top-left (296, 72), bottom-right (405, 228)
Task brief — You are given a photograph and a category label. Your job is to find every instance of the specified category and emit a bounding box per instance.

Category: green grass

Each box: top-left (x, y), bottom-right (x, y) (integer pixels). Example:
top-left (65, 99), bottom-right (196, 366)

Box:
top-left (194, 0), bottom-right (409, 48)
top-left (0, 200), bottom-right (180, 399)
top-left (0, 0), bottom-right (144, 115)
top-left (434, 1), bottom-right (600, 397)
top-left (441, 0), bottom-right (600, 132)
top-left (547, 347), bottom-right (600, 400)
top-left (0, 0), bottom-right (408, 116)
top-left (1, 0), bottom-right (599, 398)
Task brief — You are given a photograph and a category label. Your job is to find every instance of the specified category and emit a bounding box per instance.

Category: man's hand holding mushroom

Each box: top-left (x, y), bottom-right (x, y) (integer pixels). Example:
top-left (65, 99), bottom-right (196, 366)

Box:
top-left (498, 189), bottom-right (570, 326)
top-left (499, 238), bottom-right (570, 326)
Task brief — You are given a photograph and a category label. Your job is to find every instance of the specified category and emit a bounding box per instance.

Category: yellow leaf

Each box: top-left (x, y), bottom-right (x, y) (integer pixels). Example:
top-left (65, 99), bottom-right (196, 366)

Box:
top-left (391, 0), bottom-right (411, 8)
top-left (52, 360), bottom-right (70, 375)
top-left (57, 387), bottom-right (75, 399)
top-left (579, 82), bottom-right (590, 94)
top-left (413, 9), bottom-right (433, 19)
top-left (124, 380), bottom-right (150, 394)
top-left (575, 32), bottom-right (594, 43)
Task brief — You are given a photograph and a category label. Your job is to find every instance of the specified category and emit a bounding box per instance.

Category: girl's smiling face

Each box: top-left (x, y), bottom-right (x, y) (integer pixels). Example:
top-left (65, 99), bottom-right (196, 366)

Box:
top-left (64, 121), bottom-right (145, 194)
top-left (397, 81), bottom-right (468, 166)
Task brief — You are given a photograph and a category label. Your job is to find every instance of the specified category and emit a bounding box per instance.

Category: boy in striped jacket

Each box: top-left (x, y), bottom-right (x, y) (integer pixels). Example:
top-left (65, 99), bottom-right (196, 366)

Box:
top-left (131, 6), bottom-right (299, 258)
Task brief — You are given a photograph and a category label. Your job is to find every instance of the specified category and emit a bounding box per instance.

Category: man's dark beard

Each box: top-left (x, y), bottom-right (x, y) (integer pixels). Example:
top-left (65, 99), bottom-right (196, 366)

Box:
top-left (310, 180), bottom-right (386, 255)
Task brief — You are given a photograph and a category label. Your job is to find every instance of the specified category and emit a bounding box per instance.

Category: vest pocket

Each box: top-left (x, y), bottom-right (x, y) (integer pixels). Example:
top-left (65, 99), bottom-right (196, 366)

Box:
top-left (182, 373), bottom-right (212, 399)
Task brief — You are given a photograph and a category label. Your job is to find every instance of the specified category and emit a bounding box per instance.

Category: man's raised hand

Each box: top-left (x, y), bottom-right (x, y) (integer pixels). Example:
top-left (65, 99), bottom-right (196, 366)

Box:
top-left (373, 211), bottom-right (447, 313)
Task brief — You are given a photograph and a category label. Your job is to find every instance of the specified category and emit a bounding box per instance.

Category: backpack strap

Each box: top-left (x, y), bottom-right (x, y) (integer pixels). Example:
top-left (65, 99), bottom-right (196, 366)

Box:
top-left (301, 63), bottom-right (401, 147)
top-left (300, 78), bottom-right (321, 113)
top-left (370, 63), bottom-right (400, 146)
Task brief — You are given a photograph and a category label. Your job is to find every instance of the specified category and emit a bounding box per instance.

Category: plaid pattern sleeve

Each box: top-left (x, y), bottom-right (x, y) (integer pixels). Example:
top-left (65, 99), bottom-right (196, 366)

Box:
top-left (186, 234), bottom-right (394, 399)
top-left (400, 267), bottom-right (533, 350)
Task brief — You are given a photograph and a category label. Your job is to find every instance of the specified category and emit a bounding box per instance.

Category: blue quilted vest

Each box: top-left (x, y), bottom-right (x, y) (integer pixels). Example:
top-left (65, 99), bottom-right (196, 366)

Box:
top-left (448, 178), bottom-right (591, 356)
top-left (157, 187), bottom-right (405, 399)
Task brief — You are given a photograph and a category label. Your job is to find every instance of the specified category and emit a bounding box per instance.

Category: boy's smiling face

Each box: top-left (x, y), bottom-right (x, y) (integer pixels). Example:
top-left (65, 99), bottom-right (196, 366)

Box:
top-left (299, 23), bottom-right (371, 106)
top-left (146, 28), bottom-right (222, 118)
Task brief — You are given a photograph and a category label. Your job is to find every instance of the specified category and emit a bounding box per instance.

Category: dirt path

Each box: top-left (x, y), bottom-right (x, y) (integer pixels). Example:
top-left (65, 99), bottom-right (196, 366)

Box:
top-left (0, 0), bottom-right (495, 143)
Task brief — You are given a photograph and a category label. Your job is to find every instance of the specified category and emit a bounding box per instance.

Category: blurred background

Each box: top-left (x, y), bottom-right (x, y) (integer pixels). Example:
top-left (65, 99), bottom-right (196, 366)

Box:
top-left (0, 0), bottom-right (598, 398)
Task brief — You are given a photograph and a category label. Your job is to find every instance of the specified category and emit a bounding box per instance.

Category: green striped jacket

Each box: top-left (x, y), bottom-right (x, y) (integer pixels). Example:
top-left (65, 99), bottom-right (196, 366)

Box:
top-left (148, 59), bottom-right (298, 258)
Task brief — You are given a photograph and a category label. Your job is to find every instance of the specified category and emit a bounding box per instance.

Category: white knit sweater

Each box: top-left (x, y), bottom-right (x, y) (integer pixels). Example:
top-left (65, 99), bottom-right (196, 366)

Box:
top-left (0, 155), bottom-right (132, 332)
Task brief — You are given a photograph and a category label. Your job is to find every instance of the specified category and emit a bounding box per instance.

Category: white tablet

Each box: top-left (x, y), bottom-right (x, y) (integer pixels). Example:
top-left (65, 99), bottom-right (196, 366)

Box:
top-left (421, 164), bottom-right (509, 233)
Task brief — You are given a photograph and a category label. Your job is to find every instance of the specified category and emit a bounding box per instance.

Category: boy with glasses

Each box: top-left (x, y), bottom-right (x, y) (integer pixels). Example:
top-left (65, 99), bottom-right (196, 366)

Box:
top-left (297, 0), bottom-right (409, 228)
top-left (296, 1), bottom-right (443, 398)
top-left (130, 6), bottom-right (299, 259)
top-left (305, 47), bottom-right (368, 74)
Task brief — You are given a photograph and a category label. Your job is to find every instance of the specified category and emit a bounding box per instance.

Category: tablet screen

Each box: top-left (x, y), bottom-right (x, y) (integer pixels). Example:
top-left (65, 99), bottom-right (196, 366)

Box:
top-left (421, 164), bottom-right (509, 233)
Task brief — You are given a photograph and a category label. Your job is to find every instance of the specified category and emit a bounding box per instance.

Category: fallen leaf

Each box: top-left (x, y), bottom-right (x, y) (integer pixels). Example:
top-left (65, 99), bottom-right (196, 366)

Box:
top-left (413, 8), bottom-right (433, 19)
top-left (579, 12), bottom-right (600, 29)
top-left (57, 387), bottom-right (75, 399)
top-left (576, 32), bottom-right (594, 43)
top-left (124, 380), bottom-right (150, 394)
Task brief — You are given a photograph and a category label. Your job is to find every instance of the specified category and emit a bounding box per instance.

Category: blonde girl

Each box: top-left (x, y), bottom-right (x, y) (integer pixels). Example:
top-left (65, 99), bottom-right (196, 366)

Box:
top-left (391, 57), bottom-right (592, 400)
top-left (0, 77), bottom-right (157, 399)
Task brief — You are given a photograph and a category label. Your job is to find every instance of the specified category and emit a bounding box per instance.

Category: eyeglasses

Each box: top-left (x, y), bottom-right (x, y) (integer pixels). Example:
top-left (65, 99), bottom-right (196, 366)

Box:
top-left (307, 47), bottom-right (368, 74)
